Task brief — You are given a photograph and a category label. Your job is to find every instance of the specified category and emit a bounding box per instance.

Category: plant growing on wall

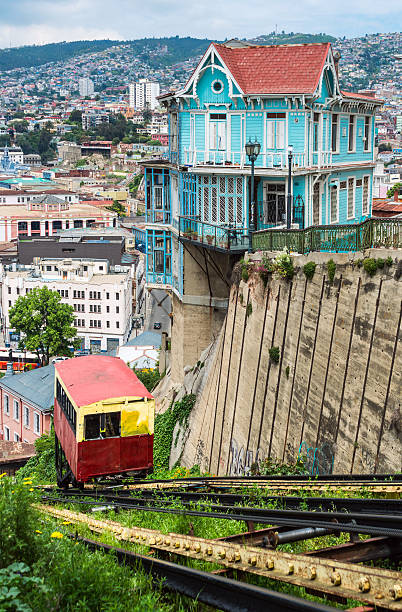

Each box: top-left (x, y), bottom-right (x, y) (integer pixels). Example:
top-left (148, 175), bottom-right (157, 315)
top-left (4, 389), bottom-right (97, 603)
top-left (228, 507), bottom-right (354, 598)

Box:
top-left (363, 258), bottom-right (377, 276)
top-left (153, 394), bottom-right (196, 470)
top-left (269, 346), bottom-right (280, 363)
top-left (246, 302), bottom-right (252, 317)
top-left (386, 256), bottom-right (393, 267)
top-left (327, 259), bottom-right (336, 283)
top-left (272, 249), bottom-right (294, 280)
top-left (303, 261), bottom-right (316, 280)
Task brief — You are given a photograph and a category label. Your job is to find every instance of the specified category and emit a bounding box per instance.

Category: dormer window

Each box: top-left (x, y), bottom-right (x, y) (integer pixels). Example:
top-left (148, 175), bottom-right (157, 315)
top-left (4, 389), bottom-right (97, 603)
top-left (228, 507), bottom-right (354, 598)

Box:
top-left (211, 79), bottom-right (224, 94)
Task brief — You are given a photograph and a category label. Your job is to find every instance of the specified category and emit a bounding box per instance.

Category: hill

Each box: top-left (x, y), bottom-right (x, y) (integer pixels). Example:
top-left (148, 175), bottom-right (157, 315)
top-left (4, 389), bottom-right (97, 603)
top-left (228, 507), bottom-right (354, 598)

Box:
top-left (249, 32), bottom-right (336, 45)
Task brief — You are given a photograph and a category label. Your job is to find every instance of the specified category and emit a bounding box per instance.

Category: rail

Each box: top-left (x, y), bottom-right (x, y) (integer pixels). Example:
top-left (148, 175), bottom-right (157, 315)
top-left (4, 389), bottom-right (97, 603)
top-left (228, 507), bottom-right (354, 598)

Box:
top-left (179, 215), bottom-right (248, 252)
top-left (183, 150), bottom-right (333, 170)
top-left (252, 217), bottom-right (402, 253)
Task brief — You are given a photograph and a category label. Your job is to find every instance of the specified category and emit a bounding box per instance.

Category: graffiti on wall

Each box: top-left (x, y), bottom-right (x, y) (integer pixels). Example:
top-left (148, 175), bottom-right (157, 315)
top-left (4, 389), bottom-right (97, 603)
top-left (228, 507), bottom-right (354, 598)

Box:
top-left (229, 438), bottom-right (264, 476)
top-left (297, 441), bottom-right (334, 475)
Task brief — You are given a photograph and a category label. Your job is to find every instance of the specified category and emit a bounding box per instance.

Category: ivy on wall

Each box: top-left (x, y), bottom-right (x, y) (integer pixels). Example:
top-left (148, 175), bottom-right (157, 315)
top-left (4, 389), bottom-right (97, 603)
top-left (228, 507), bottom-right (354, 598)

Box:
top-left (153, 394), bottom-right (196, 470)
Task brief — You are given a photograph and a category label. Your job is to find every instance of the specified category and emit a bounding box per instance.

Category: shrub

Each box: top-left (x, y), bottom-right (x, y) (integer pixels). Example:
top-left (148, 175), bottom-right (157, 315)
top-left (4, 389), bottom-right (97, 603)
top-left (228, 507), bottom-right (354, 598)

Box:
top-left (272, 249), bottom-right (294, 280)
top-left (386, 256), bottom-right (393, 267)
top-left (269, 346), bottom-right (280, 363)
top-left (376, 257), bottom-right (385, 269)
top-left (327, 259), bottom-right (336, 282)
top-left (251, 456), bottom-right (307, 476)
top-left (246, 302), bottom-right (252, 317)
top-left (133, 367), bottom-right (161, 392)
top-left (363, 258), bottom-right (377, 277)
top-left (285, 365), bottom-right (290, 379)
top-left (241, 266), bottom-right (249, 282)
top-left (303, 261), bottom-right (316, 280)
top-left (17, 429), bottom-right (56, 483)
top-left (153, 395), bottom-right (196, 470)
top-left (0, 563), bottom-right (48, 610)
top-left (355, 258), bottom-right (363, 268)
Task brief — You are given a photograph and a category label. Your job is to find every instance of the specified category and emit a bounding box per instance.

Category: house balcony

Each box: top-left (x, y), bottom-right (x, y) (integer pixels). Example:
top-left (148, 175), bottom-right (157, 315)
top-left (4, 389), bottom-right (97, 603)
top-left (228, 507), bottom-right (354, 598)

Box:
top-left (183, 150), bottom-right (333, 171)
top-left (179, 216), bottom-right (248, 253)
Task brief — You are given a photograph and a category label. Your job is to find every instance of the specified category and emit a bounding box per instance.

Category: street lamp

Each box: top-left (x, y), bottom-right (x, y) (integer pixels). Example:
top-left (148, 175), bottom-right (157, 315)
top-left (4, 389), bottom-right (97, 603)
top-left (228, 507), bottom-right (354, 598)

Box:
top-left (245, 138), bottom-right (261, 251)
top-left (287, 144), bottom-right (293, 230)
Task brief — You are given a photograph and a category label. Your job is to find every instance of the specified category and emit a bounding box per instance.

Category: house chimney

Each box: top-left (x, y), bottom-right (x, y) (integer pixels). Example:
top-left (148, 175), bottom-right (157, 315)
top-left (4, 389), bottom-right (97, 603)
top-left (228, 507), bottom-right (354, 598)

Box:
top-left (394, 189), bottom-right (399, 202)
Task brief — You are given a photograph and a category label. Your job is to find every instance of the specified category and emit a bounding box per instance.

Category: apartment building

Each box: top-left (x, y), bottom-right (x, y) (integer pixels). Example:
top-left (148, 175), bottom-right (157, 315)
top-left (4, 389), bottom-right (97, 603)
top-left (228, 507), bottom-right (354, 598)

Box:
top-left (79, 77), bottom-right (94, 97)
top-left (1, 258), bottom-right (133, 353)
top-left (129, 80), bottom-right (160, 110)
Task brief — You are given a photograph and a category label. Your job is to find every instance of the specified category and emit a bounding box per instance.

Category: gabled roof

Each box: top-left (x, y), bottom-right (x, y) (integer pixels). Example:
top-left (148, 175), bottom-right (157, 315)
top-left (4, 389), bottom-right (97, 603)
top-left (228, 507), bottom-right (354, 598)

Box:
top-left (341, 90), bottom-right (383, 104)
top-left (124, 331), bottom-right (162, 348)
top-left (213, 42), bottom-right (331, 95)
top-left (0, 364), bottom-right (55, 412)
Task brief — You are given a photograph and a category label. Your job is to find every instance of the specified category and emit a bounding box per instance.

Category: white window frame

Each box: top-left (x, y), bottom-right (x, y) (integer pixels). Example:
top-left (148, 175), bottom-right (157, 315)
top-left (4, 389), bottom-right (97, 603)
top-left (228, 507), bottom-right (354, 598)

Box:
top-left (362, 175), bottom-right (370, 215)
top-left (4, 425), bottom-right (9, 440)
top-left (331, 114), bottom-right (340, 154)
top-left (23, 405), bottom-right (30, 428)
top-left (4, 394), bottom-right (9, 415)
top-left (348, 115), bottom-right (356, 153)
top-left (363, 116), bottom-right (371, 153)
top-left (330, 184), bottom-right (339, 224)
top-left (14, 432), bottom-right (20, 442)
top-left (13, 399), bottom-right (19, 422)
top-left (347, 177), bottom-right (355, 220)
top-left (33, 412), bottom-right (40, 435)
top-left (266, 119), bottom-right (286, 151)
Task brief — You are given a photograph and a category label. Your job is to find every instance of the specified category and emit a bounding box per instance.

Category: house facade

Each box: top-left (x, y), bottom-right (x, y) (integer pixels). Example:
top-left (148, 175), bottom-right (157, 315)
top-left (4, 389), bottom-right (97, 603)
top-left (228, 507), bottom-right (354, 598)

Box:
top-left (143, 41), bottom-right (382, 378)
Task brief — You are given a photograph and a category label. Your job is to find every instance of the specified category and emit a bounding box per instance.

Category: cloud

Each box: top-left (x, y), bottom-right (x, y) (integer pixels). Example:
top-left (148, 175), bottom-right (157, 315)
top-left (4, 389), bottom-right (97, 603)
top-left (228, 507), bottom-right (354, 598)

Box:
top-left (0, 0), bottom-right (400, 49)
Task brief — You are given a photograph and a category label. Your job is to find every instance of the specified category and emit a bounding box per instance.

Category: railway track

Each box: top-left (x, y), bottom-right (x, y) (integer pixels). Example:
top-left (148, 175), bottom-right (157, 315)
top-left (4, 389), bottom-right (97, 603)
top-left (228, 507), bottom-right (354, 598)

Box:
top-left (37, 503), bottom-right (402, 610)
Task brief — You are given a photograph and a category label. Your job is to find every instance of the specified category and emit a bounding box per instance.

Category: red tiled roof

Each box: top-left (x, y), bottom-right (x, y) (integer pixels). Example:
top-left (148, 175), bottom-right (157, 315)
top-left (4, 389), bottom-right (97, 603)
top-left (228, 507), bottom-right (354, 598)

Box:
top-left (341, 90), bottom-right (382, 102)
top-left (372, 199), bottom-right (402, 212)
top-left (213, 43), bottom-right (331, 94)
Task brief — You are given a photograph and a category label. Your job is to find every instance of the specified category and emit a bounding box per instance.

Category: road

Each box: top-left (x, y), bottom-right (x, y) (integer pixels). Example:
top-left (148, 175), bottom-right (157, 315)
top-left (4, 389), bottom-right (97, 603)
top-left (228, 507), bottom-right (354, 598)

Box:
top-left (145, 288), bottom-right (171, 334)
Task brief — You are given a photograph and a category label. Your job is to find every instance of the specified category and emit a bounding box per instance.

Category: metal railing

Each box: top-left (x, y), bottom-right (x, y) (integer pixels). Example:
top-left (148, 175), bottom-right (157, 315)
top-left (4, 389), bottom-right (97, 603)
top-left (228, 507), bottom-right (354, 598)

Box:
top-left (179, 216), bottom-right (248, 252)
top-left (252, 218), bottom-right (402, 254)
top-left (183, 150), bottom-right (333, 170)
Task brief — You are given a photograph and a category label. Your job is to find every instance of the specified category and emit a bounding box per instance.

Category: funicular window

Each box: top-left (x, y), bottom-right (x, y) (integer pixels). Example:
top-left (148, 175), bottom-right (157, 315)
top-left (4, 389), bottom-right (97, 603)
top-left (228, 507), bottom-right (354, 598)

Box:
top-left (84, 412), bottom-right (121, 440)
top-left (56, 379), bottom-right (77, 433)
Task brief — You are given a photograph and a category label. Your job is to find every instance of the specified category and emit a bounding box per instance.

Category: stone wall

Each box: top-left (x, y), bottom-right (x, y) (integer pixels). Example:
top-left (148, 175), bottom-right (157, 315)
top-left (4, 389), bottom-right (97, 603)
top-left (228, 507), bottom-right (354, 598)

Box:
top-left (179, 250), bottom-right (402, 475)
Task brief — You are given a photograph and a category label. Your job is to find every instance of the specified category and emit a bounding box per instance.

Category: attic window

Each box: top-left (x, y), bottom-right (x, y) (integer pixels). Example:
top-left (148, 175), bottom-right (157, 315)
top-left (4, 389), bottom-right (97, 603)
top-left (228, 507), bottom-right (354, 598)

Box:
top-left (211, 80), bottom-right (224, 94)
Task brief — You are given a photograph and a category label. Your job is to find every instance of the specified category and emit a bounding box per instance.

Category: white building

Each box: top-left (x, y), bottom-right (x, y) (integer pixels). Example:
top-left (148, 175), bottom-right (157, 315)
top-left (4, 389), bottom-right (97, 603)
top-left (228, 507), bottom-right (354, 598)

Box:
top-left (1, 258), bottom-right (132, 353)
top-left (128, 80), bottom-right (160, 110)
top-left (0, 147), bottom-right (24, 164)
top-left (78, 78), bottom-right (94, 98)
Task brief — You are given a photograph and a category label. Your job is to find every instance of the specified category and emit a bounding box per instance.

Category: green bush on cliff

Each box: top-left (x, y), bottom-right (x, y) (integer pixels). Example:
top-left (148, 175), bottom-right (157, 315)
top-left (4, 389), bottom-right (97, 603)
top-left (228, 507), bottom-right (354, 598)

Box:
top-left (272, 249), bottom-right (294, 280)
top-left (363, 257), bottom-right (377, 277)
top-left (327, 259), bottom-right (336, 282)
top-left (303, 261), bottom-right (316, 280)
top-left (153, 394), bottom-right (196, 471)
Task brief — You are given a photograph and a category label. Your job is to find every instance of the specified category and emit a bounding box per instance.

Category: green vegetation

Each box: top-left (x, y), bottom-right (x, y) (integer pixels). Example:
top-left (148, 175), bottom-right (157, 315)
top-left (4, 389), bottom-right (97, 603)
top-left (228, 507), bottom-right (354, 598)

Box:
top-left (106, 200), bottom-right (127, 216)
top-left (269, 346), bottom-right (280, 364)
top-left (285, 365), bottom-right (290, 379)
top-left (327, 259), bottom-right (336, 282)
top-left (386, 182), bottom-right (402, 198)
top-left (250, 456), bottom-right (307, 476)
top-left (4, 127), bottom-right (57, 163)
top-left (246, 302), bottom-right (253, 317)
top-left (303, 261), bottom-right (316, 280)
top-left (128, 174), bottom-right (143, 194)
top-left (133, 367), bottom-right (161, 393)
top-left (9, 287), bottom-right (80, 365)
top-left (386, 256), bottom-right (393, 266)
top-left (272, 250), bottom-right (294, 280)
top-left (17, 430), bottom-right (56, 483)
top-left (153, 395), bottom-right (196, 471)
top-left (0, 475), bottom-right (177, 611)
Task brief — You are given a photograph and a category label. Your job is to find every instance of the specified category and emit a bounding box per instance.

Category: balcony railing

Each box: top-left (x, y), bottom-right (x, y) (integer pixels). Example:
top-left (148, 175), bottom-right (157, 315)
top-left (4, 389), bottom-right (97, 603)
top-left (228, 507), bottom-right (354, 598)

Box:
top-left (179, 216), bottom-right (248, 252)
top-left (183, 150), bottom-right (333, 170)
top-left (252, 218), bottom-right (402, 254)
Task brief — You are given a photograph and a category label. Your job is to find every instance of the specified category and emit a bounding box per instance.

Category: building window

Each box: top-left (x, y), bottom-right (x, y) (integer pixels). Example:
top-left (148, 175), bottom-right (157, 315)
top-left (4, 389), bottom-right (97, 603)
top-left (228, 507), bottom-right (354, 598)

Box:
top-left (14, 433), bottom-right (20, 442)
top-left (330, 185), bottom-right (338, 224)
top-left (347, 177), bottom-right (355, 219)
top-left (115, 293), bottom-right (119, 300)
top-left (211, 79), bottom-right (224, 94)
top-left (4, 395), bottom-right (9, 415)
top-left (348, 116), bottom-right (355, 152)
top-left (266, 113), bottom-right (286, 150)
top-left (364, 116), bottom-right (371, 152)
top-left (209, 114), bottom-right (226, 151)
top-left (34, 412), bottom-right (40, 435)
top-left (362, 176), bottom-right (370, 215)
top-left (106, 292), bottom-right (109, 299)
top-left (8, 287), bottom-right (11, 294)
top-left (116, 322), bottom-right (119, 329)
top-left (14, 400), bottom-right (19, 421)
top-left (313, 113), bottom-right (320, 152)
top-left (116, 306), bottom-right (119, 314)
top-left (56, 379), bottom-right (76, 433)
top-left (4, 426), bottom-right (9, 441)
top-left (107, 321), bottom-right (110, 328)
top-left (24, 405), bottom-right (29, 428)
top-left (331, 114), bottom-right (339, 152)
top-left (106, 305), bottom-right (110, 313)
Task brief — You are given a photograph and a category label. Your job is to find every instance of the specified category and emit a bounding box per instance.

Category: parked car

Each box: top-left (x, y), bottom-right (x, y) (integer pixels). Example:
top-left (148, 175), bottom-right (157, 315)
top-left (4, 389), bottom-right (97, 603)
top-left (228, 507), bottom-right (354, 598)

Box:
top-left (52, 356), bottom-right (70, 364)
top-left (153, 322), bottom-right (161, 330)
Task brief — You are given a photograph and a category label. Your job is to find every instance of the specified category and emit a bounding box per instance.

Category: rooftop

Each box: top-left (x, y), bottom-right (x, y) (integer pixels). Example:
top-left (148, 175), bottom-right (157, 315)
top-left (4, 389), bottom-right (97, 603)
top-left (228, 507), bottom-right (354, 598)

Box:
top-left (0, 364), bottom-right (55, 412)
top-left (55, 355), bottom-right (152, 407)
top-left (124, 331), bottom-right (162, 348)
top-left (0, 202), bottom-right (115, 219)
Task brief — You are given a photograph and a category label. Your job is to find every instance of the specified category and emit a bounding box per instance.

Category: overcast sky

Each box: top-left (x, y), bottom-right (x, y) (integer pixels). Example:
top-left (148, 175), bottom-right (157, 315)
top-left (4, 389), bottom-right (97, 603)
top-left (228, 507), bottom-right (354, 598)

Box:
top-left (0, 0), bottom-right (400, 49)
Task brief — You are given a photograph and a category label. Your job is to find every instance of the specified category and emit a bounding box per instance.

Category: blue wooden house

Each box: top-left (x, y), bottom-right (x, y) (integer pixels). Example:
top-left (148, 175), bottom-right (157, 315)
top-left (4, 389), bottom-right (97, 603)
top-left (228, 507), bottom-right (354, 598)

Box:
top-left (143, 40), bottom-right (382, 293)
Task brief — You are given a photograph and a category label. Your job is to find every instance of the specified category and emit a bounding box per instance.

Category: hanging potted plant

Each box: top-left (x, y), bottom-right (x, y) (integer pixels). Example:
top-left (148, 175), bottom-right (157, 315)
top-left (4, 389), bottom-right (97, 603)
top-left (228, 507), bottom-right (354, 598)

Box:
top-left (206, 234), bottom-right (214, 245)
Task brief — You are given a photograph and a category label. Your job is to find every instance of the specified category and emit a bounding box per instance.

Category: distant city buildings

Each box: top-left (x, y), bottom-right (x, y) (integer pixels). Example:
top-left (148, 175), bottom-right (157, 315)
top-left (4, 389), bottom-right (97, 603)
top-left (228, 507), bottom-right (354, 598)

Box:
top-left (82, 111), bottom-right (109, 130)
top-left (1, 258), bottom-right (133, 353)
top-left (129, 79), bottom-right (160, 110)
top-left (78, 77), bottom-right (94, 97)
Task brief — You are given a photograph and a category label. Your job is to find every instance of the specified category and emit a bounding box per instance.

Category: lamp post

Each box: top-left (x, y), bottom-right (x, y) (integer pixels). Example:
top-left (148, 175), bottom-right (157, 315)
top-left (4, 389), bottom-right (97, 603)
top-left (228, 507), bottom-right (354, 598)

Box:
top-left (287, 145), bottom-right (293, 230)
top-left (245, 138), bottom-right (261, 252)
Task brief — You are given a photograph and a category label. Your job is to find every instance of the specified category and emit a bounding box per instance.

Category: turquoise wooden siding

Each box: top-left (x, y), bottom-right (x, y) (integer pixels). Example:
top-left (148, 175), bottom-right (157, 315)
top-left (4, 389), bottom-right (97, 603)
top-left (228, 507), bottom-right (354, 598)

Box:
top-left (288, 112), bottom-right (306, 155)
top-left (195, 68), bottom-right (231, 105)
top-left (195, 114), bottom-right (205, 161)
top-left (180, 113), bottom-right (191, 162)
top-left (245, 112), bottom-right (264, 166)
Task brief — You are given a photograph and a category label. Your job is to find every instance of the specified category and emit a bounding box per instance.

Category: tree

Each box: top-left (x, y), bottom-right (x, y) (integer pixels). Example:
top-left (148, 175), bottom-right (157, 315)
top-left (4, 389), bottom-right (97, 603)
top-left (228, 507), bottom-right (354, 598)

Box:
top-left (69, 110), bottom-right (82, 124)
top-left (142, 106), bottom-right (152, 124)
top-left (106, 200), bottom-right (126, 216)
top-left (387, 183), bottom-right (402, 198)
top-left (9, 287), bottom-right (80, 365)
